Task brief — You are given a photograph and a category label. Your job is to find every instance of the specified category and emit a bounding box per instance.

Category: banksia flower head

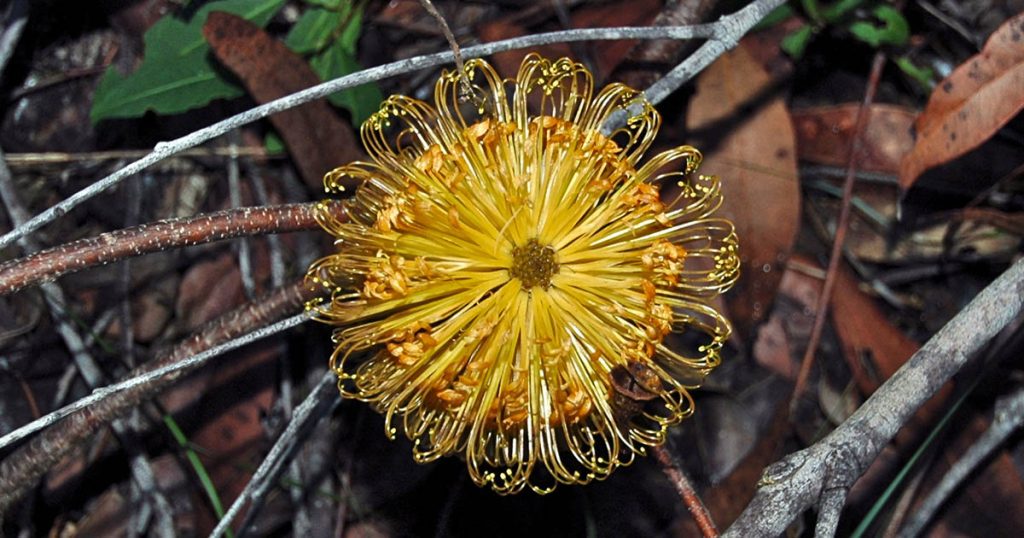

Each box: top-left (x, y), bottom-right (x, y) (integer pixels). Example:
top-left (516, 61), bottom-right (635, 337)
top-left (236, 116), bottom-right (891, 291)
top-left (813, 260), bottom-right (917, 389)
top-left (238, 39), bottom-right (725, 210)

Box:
top-left (306, 54), bottom-right (739, 494)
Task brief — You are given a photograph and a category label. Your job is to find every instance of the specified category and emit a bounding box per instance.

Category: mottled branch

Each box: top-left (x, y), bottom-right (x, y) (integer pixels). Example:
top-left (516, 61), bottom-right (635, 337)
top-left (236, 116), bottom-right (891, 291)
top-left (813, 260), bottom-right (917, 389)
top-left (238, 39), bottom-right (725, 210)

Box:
top-left (724, 257), bottom-right (1024, 536)
top-left (0, 281), bottom-right (315, 517)
top-left (0, 201), bottom-right (344, 296)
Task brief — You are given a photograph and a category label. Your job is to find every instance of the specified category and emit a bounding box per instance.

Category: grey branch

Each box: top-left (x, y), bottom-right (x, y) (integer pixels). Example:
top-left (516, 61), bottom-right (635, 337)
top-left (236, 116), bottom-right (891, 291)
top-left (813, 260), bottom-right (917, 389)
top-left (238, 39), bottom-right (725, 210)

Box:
top-left (0, 0), bottom-right (787, 252)
top-left (0, 312), bottom-right (310, 451)
top-left (210, 370), bottom-right (338, 538)
top-left (898, 385), bottom-right (1024, 538)
top-left (0, 147), bottom-right (176, 537)
top-left (724, 257), bottom-right (1024, 536)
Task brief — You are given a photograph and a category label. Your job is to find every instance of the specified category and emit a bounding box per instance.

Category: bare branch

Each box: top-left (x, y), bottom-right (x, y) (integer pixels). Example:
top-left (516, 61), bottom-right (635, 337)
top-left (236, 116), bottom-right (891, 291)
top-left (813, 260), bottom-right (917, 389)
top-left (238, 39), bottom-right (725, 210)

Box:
top-left (814, 488), bottom-right (847, 537)
top-left (791, 51), bottom-right (888, 404)
top-left (0, 281), bottom-right (314, 516)
top-left (0, 0), bottom-right (788, 252)
top-left (644, 0), bottom-right (785, 104)
top-left (1, 146), bottom-right (176, 537)
top-left (210, 370), bottom-right (337, 538)
top-left (0, 310), bottom-right (309, 451)
top-left (654, 445), bottom-right (718, 537)
top-left (0, 0), bottom-right (28, 75)
top-left (898, 385), bottom-right (1024, 538)
top-left (724, 257), bottom-right (1024, 536)
top-left (0, 201), bottom-right (345, 296)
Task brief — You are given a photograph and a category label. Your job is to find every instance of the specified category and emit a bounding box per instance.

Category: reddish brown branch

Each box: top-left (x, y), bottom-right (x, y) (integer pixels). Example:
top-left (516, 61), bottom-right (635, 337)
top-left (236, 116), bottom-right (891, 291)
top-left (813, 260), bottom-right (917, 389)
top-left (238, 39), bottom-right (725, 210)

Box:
top-left (791, 52), bottom-right (887, 406)
top-left (654, 445), bottom-right (719, 538)
top-left (0, 201), bottom-right (344, 296)
top-left (0, 280), bottom-right (317, 517)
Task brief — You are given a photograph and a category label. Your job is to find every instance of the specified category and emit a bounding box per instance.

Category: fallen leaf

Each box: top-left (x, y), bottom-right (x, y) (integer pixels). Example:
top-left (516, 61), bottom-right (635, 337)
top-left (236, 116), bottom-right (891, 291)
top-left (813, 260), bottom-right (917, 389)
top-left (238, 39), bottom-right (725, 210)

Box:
top-left (175, 252), bottom-right (245, 330)
top-left (739, 255), bottom-right (1024, 533)
top-left (203, 11), bottom-right (362, 191)
top-left (686, 42), bottom-right (801, 336)
top-left (899, 13), bottom-right (1024, 190)
top-left (792, 104), bottom-right (916, 174)
top-left (829, 262), bottom-right (920, 390)
top-left (807, 182), bottom-right (1021, 263)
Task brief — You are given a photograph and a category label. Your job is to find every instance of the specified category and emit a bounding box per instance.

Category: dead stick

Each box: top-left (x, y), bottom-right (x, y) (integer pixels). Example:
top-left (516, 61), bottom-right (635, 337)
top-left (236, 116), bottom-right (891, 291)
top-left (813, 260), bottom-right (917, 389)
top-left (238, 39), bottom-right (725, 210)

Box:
top-left (0, 280), bottom-right (315, 517)
top-left (0, 201), bottom-right (344, 296)
top-left (654, 445), bottom-right (718, 537)
top-left (790, 51), bottom-right (887, 407)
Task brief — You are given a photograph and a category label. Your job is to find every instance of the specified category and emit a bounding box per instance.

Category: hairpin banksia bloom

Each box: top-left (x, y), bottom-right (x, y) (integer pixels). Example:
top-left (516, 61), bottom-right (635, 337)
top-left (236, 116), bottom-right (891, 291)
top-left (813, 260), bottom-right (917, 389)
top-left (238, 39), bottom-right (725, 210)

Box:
top-left (306, 54), bottom-right (739, 494)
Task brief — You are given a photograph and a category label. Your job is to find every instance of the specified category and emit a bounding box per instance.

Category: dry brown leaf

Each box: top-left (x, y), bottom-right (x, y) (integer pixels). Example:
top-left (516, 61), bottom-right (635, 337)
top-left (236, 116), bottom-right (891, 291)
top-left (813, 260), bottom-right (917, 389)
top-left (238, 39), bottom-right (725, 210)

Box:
top-left (686, 42), bottom-right (801, 336)
top-left (792, 104), bottom-right (916, 174)
top-left (899, 13), bottom-right (1024, 190)
top-left (203, 12), bottom-right (361, 191)
top-left (175, 252), bottom-right (245, 330)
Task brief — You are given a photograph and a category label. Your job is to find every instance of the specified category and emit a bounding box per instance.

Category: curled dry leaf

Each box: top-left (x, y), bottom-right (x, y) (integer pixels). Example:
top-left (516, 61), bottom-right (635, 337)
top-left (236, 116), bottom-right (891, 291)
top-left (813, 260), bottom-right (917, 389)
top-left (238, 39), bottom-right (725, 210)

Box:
top-left (203, 11), bottom-right (361, 191)
top-left (686, 42), bottom-right (801, 336)
top-left (900, 13), bottom-right (1024, 191)
top-left (792, 103), bottom-right (916, 174)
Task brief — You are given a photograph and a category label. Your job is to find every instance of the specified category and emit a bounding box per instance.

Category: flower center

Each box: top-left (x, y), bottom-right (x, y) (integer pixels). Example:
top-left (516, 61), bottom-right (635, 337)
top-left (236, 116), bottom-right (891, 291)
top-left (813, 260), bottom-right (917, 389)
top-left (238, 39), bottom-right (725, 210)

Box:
top-left (509, 239), bottom-right (558, 289)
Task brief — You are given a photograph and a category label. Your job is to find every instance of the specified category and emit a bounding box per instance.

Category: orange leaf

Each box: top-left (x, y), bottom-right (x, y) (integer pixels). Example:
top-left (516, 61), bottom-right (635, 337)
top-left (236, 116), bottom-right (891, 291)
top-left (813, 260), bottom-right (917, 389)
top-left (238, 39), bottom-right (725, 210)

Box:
top-left (899, 13), bottom-right (1024, 190)
top-left (792, 103), bottom-right (915, 174)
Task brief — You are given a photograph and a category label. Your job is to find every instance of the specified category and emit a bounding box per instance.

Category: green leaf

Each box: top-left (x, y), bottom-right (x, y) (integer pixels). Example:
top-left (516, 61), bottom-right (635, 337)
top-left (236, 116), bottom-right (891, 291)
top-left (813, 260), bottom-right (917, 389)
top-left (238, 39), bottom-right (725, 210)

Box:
top-left (821, 0), bottom-right (866, 22)
top-left (848, 5), bottom-right (909, 47)
top-left (310, 38), bottom-right (382, 125)
top-left (338, 3), bottom-right (363, 51)
top-left (894, 56), bottom-right (935, 91)
top-left (781, 24), bottom-right (814, 59)
top-left (303, 0), bottom-right (345, 8)
top-left (289, 3), bottom-right (380, 125)
top-left (800, 0), bottom-right (823, 24)
top-left (90, 0), bottom-right (285, 123)
top-left (753, 4), bottom-right (793, 31)
top-left (265, 130), bottom-right (286, 154)
top-left (163, 415), bottom-right (234, 538)
top-left (284, 3), bottom-right (352, 54)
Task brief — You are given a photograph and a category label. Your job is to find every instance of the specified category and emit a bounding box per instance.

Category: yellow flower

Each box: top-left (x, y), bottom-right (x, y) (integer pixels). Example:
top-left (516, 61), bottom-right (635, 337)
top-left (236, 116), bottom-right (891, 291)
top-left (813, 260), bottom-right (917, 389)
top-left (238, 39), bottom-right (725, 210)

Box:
top-left (306, 54), bottom-right (739, 494)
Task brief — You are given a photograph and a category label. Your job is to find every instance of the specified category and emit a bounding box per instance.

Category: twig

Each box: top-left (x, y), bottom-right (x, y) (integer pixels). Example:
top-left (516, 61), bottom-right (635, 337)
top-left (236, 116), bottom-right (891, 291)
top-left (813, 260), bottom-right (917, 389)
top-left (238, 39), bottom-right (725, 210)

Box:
top-left (227, 134), bottom-right (256, 298)
top-left (3, 147), bottom-right (273, 167)
top-left (814, 487), bottom-right (847, 537)
top-left (616, 0), bottom-right (718, 88)
top-left (53, 308), bottom-right (117, 407)
top-left (211, 370), bottom-right (338, 538)
top-left (1, 145), bottom-right (176, 537)
top-left (643, 0), bottom-right (784, 105)
top-left (654, 445), bottom-right (718, 537)
top-left (0, 309), bottom-right (308, 448)
top-left (897, 385), bottom-right (1024, 538)
top-left (0, 281), bottom-right (314, 517)
top-left (416, 0), bottom-right (471, 98)
top-left (245, 162), bottom-right (286, 287)
top-left (0, 0), bottom-right (27, 75)
top-left (120, 177), bottom-right (143, 368)
top-left (790, 51), bottom-right (887, 406)
top-left (0, 0), bottom-right (787, 252)
top-left (723, 256), bottom-right (1024, 536)
top-left (0, 201), bottom-right (344, 296)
